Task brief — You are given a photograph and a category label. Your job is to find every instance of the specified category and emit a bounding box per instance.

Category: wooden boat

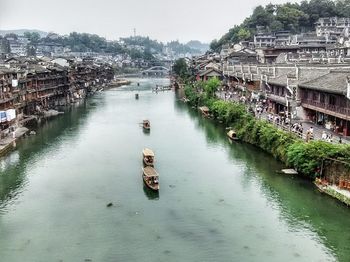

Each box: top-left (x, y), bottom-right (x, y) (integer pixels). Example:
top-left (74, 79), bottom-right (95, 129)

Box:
top-left (227, 130), bottom-right (239, 140)
top-left (143, 120), bottom-right (150, 131)
top-left (135, 93), bottom-right (139, 99)
top-left (199, 106), bottom-right (210, 117)
top-left (314, 181), bottom-right (326, 193)
top-left (142, 166), bottom-right (159, 191)
top-left (314, 178), bottom-right (328, 193)
top-left (142, 148), bottom-right (154, 166)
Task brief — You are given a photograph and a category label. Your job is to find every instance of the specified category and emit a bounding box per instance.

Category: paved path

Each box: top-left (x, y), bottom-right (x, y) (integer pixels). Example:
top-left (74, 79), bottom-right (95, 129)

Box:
top-left (217, 91), bottom-right (349, 144)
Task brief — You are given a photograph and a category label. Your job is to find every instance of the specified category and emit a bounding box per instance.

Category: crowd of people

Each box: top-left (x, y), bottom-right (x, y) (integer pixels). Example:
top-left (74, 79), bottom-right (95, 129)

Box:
top-left (218, 84), bottom-right (346, 144)
top-left (267, 113), bottom-right (291, 126)
top-left (291, 123), bottom-right (304, 137)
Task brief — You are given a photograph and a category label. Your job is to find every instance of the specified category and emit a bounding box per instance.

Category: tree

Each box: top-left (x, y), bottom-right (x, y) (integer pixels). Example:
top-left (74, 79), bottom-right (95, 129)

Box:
top-left (237, 28), bottom-right (251, 41)
top-left (210, 0), bottom-right (343, 51)
top-left (300, 0), bottom-right (336, 28)
top-left (210, 39), bottom-right (220, 52)
top-left (24, 32), bottom-right (40, 45)
top-left (335, 0), bottom-right (350, 17)
top-left (27, 45), bottom-right (36, 56)
top-left (276, 5), bottom-right (308, 32)
top-left (172, 58), bottom-right (189, 78)
top-left (204, 77), bottom-right (221, 98)
top-left (249, 5), bottom-right (274, 28)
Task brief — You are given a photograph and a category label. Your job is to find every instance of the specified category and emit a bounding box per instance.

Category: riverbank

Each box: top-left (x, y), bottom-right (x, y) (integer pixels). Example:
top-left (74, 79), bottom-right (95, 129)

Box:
top-left (0, 80), bottom-right (116, 159)
top-left (1, 78), bottom-right (347, 261)
top-left (181, 78), bottom-right (350, 206)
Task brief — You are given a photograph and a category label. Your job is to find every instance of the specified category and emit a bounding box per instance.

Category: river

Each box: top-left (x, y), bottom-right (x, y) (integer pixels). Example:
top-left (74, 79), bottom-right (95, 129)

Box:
top-left (0, 78), bottom-right (349, 262)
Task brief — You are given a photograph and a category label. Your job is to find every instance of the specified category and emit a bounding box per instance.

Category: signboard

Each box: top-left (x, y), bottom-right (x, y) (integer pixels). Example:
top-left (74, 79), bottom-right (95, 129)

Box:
top-left (12, 79), bottom-right (18, 87)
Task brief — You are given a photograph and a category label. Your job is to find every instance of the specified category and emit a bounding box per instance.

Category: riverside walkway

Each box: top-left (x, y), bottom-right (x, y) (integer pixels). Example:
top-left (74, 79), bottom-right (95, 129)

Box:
top-left (217, 91), bottom-right (349, 144)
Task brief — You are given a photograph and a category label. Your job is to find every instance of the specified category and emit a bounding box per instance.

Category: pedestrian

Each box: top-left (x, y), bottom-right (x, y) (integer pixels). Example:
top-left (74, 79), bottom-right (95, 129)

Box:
top-left (326, 134), bottom-right (333, 143)
top-left (309, 127), bottom-right (314, 135)
top-left (309, 127), bottom-right (314, 140)
top-left (339, 137), bottom-right (342, 144)
top-left (321, 131), bottom-right (327, 140)
top-left (306, 130), bottom-right (311, 142)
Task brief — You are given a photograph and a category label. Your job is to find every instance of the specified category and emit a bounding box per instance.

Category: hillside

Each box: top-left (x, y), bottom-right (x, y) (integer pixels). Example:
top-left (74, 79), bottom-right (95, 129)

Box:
top-left (0, 29), bottom-right (48, 37)
top-left (210, 0), bottom-right (350, 51)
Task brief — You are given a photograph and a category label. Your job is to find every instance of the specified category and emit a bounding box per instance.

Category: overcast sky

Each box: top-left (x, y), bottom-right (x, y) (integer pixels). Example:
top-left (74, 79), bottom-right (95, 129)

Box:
top-left (0, 0), bottom-right (295, 43)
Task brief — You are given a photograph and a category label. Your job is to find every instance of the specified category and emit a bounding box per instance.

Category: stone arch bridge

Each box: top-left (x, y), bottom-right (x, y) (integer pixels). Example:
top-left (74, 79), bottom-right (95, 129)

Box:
top-left (141, 66), bottom-right (170, 77)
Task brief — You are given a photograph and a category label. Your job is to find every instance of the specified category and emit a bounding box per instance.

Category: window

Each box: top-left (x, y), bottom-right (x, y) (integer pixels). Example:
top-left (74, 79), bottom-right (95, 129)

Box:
top-left (329, 95), bottom-right (336, 105)
top-left (320, 93), bottom-right (325, 103)
top-left (302, 90), bottom-right (308, 100)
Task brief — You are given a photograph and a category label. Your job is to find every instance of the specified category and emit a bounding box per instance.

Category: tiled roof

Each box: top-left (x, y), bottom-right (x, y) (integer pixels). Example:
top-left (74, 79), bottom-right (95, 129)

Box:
top-left (199, 68), bottom-right (222, 77)
top-left (299, 71), bottom-right (350, 94)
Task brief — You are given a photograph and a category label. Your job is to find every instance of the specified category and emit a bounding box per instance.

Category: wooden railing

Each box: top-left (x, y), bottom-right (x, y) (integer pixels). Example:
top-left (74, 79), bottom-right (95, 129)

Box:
top-left (302, 99), bottom-right (350, 116)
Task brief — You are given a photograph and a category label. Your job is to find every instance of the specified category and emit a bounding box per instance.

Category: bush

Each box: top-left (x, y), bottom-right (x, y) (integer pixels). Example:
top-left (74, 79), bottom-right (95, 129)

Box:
top-left (183, 79), bottom-right (350, 179)
top-left (287, 141), bottom-right (350, 178)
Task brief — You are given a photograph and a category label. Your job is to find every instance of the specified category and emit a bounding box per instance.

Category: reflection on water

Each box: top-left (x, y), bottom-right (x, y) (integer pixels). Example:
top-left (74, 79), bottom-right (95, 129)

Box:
top-left (143, 184), bottom-right (159, 200)
top-left (0, 79), bottom-right (348, 261)
top-left (180, 96), bottom-right (350, 262)
top-left (142, 128), bottom-right (151, 135)
top-left (0, 101), bottom-right (98, 211)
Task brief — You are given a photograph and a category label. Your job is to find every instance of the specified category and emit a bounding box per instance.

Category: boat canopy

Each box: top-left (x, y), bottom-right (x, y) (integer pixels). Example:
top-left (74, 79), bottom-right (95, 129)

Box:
top-left (228, 130), bottom-right (237, 137)
top-left (143, 148), bottom-right (154, 157)
top-left (143, 166), bottom-right (159, 177)
top-left (199, 106), bottom-right (209, 112)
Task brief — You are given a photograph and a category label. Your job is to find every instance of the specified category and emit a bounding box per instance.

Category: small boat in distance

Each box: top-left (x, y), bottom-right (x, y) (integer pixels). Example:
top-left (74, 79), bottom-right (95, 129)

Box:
top-left (143, 120), bottom-right (150, 131)
top-left (142, 166), bottom-right (159, 191)
top-left (135, 93), bottom-right (139, 99)
top-left (227, 130), bottom-right (239, 140)
top-left (142, 148), bottom-right (155, 166)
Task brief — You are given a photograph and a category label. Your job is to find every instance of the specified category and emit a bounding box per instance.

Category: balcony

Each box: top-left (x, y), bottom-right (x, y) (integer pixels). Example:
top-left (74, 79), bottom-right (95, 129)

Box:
top-left (267, 93), bottom-right (287, 105)
top-left (302, 99), bottom-right (350, 119)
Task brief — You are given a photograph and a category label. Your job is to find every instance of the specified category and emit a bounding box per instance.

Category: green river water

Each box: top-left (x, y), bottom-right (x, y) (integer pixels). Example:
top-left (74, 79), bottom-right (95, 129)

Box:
top-left (0, 78), bottom-right (349, 262)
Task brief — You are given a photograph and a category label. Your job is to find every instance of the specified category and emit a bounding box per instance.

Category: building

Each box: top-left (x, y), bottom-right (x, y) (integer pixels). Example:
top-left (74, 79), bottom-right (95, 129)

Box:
top-left (316, 17), bottom-right (350, 38)
top-left (6, 36), bottom-right (28, 56)
top-left (254, 33), bottom-right (276, 48)
top-left (0, 56), bottom-right (114, 130)
top-left (299, 71), bottom-right (350, 136)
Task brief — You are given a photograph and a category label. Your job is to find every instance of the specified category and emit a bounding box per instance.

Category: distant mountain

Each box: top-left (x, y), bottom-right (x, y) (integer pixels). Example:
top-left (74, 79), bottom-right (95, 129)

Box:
top-left (0, 29), bottom-right (48, 37)
top-left (186, 40), bottom-right (209, 53)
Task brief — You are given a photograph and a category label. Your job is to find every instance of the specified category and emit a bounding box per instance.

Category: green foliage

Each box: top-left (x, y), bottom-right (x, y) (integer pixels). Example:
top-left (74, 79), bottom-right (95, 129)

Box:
top-left (24, 32), bottom-right (40, 45)
top-left (167, 40), bottom-right (200, 54)
top-left (287, 141), bottom-right (350, 177)
top-left (173, 58), bottom-right (189, 79)
top-left (184, 80), bottom-right (350, 179)
top-left (203, 77), bottom-right (220, 98)
top-left (237, 28), bottom-right (251, 41)
top-left (212, 0), bottom-right (350, 51)
top-left (121, 36), bottom-right (164, 53)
